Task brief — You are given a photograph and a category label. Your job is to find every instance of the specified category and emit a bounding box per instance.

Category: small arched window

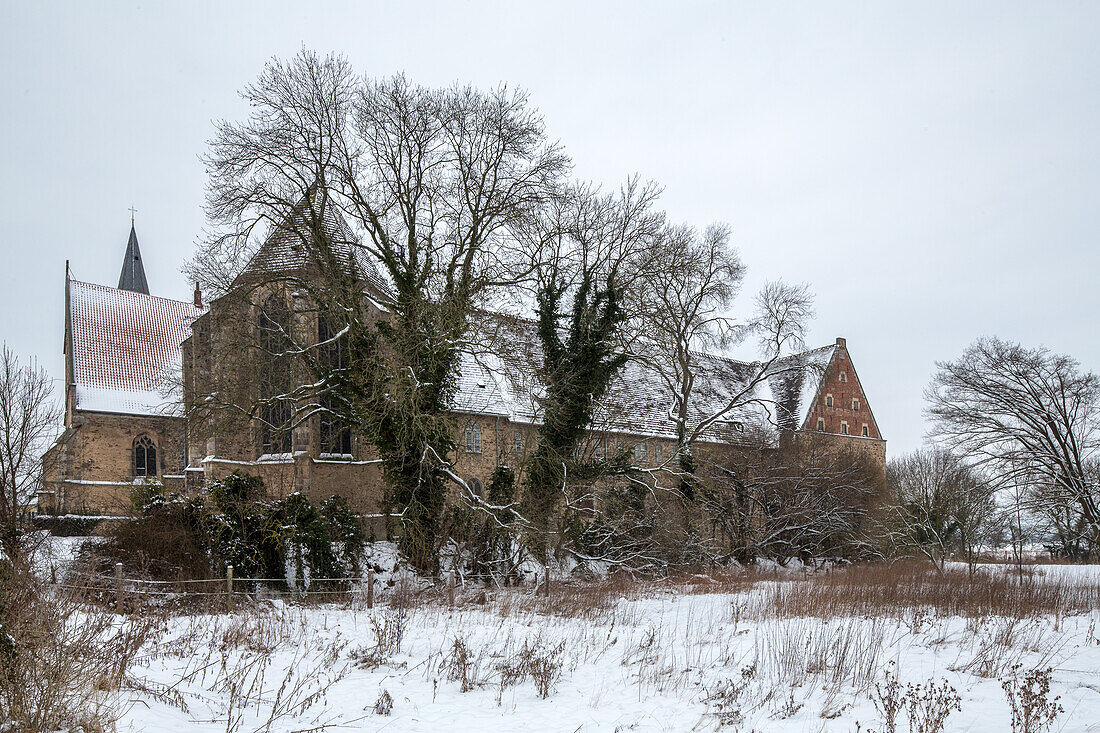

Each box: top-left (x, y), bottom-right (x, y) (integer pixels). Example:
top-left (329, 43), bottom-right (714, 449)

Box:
top-left (826, 393), bottom-right (834, 408)
top-left (134, 435), bottom-right (157, 477)
top-left (469, 478), bottom-right (483, 499)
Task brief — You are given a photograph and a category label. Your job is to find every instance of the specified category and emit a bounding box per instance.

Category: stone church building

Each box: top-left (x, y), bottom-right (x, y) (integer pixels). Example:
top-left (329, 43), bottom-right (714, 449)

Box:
top-left (40, 211), bottom-right (885, 517)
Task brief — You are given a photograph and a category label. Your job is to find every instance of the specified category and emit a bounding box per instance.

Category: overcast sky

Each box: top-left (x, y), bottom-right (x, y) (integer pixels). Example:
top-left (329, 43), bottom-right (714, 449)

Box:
top-left (2, 1), bottom-right (1098, 455)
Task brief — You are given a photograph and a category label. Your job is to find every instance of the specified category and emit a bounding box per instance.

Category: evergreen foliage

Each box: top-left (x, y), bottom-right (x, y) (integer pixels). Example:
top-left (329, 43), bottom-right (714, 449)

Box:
top-left (99, 472), bottom-right (364, 586)
top-left (523, 274), bottom-right (630, 551)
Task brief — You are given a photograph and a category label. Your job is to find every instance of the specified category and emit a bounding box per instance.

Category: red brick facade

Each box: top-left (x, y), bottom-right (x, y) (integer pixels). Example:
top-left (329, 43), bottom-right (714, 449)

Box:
top-left (801, 338), bottom-right (882, 442)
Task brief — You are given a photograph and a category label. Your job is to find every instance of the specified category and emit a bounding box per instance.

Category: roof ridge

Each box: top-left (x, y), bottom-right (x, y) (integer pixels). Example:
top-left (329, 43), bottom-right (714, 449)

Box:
top-left (71, 279), bottom-right (204, 310)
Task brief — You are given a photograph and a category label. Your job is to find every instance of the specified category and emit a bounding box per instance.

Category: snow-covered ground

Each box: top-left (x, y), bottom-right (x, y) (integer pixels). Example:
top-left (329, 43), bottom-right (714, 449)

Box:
top-left (102, 571), bottom-right (1100, 732)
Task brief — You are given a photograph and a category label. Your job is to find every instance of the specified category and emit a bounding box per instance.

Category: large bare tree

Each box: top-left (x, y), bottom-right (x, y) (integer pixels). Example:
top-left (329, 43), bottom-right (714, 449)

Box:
top-left (926, 337), bottom-right (1100, 547)
top-left (0, 346), bottom-right (60, 562)
top-left (517, 178), bottom-right (664, 556)
top-left (190, 50), bottom-right (568, 573)
top-left (634, 221), bottom-right (813, 501)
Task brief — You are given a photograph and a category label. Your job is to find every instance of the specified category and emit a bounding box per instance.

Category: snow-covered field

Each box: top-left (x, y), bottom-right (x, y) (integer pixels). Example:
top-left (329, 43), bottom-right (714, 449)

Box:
top-left (97, 563), bottom-right (1100, 732)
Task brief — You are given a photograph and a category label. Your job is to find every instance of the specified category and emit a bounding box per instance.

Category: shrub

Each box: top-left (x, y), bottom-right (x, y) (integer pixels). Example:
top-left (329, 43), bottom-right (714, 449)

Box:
top-left (90, 472), bottom-right (365, 586)
top-left (1002, 665), bottom-right (1063, 733)
top-left (0, 558), bottom-right (156, 731)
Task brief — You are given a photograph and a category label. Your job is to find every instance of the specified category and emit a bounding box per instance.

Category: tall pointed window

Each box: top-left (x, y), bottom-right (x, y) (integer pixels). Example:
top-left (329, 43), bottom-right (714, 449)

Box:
top-left (258, 294), bottom-right (292, 455)
top-left (318, 315), bottom-right (352, 455)
top-left (133, 435), bottom-right (157, 477)
top-left (465, 422), bottom-right (482, 453)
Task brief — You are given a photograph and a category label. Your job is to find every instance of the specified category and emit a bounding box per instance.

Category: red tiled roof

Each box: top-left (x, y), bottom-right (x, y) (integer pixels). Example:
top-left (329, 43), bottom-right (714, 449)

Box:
top-left (69, 280), bottom-right (203, 415)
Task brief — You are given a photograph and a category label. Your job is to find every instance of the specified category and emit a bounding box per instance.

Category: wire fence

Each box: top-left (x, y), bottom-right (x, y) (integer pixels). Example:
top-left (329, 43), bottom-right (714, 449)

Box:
top-left (43, 563), bottom-right (490, 610)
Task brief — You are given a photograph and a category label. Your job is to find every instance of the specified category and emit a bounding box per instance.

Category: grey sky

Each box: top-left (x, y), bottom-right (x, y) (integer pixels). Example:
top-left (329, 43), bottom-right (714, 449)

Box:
top-left (2, 1), bottom-right (1098, 455)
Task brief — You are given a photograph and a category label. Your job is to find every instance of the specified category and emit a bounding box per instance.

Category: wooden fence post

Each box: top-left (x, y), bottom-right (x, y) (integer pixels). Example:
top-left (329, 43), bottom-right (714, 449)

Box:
top-left (447, 570), bottom-right (455, 607)
top-left (114, 562), bottom-right (124, 614)
top-left (367, 569), bottom-right (374, 609)
top-left (226, 565), bottom-right (233, 613)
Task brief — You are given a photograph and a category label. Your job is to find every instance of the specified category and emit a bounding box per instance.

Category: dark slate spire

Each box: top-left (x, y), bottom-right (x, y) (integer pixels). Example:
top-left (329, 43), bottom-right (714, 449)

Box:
top-left (117, 222), bottom-right (150, 294)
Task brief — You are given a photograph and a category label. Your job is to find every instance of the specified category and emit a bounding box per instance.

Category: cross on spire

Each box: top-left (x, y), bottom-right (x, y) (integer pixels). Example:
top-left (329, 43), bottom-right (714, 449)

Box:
top-left (118, 218), bottom-right (150, 294)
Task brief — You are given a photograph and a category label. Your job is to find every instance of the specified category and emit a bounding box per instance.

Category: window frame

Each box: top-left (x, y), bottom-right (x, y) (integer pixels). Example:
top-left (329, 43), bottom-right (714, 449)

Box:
top-left (464, 421), bottom-right (483, 454)
top-left (133, 435), bottom-right (158, 477)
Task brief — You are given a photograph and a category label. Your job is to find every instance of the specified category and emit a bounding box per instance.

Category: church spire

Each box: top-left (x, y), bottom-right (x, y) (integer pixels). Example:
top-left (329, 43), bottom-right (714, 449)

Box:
top-left (117, 221), bottom-right (150, 294)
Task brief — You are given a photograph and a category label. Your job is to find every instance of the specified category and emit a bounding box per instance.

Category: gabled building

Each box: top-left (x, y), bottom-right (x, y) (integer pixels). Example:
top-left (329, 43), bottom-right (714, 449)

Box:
top-left (40, 226), bottom-right (204, 515)
top-left (42, 210), bottom-right (885, 516)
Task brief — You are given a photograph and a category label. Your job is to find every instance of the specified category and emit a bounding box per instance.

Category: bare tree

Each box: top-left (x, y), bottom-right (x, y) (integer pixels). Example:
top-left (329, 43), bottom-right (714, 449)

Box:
top-left (926, 337), bottom-right (1100, 551)
top-left (190, 50), bottom-right (568, 574)
top-left (517, 178), bottom-right (664, 557)
top-left (634, 220), bottom-right (814, 503)
top-left (0, 346), bottom-right (60, 562)
top-left (701, 438), bottom-right (883, 565)
top-left (883, 448), bottom-right (996, 573)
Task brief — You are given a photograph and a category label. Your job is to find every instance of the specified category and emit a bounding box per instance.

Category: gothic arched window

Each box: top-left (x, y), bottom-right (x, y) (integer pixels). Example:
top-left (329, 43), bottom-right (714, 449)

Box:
top-left (464, 422), bottom-right (482, 453)
top-left (258, 294), bottom-right (292, 455)
top-left (318, 315), bottom-right (352, 456)
top-left (134, 435), bottom-right (157, 477)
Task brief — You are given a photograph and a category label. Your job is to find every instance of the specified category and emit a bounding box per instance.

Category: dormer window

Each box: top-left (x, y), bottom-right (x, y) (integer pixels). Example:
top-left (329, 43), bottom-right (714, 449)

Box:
top-left (826, 394), bottom-right (833, 408)
top-left (817, 418), bottom-right (825, 432)
top-left (839, 371), bottom-right (848, 383)
top-left (852, 398), bottom-right (860, 411)
top-left (841, 421), bottom-right (849, 435)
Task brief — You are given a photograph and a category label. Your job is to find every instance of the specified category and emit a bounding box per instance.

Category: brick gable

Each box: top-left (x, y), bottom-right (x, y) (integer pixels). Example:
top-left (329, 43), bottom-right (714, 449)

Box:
top-left (801, 338), bottom-right (882, 440)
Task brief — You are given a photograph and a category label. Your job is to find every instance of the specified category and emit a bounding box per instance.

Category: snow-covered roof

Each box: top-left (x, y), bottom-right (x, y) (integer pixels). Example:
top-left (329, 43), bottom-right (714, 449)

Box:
top-left (765, 345), bottom-right (837, 431)
top-left (236, 194), bottom-right (393, 300)
top-left (68, 279), bottom-right (203, 416)
top-left (452, 315), bottom-right (838, 445)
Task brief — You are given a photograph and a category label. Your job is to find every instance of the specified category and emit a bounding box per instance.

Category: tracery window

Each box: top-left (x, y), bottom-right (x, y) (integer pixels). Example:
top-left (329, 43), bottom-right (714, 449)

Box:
top-left (318, 315), bottom-right (352, 455)
top-left (258, 294), bottom-right (292, 455)
top-left (134, 435), bottom-right (157, 477)
top-left (465, 422), bottom-right (482, 453)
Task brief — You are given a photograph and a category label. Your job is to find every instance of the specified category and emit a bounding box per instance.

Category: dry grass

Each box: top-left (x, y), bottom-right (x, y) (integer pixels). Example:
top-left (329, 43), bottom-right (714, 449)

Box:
top-left (0, 561), bottom-right (160, 732)
top-left (762, 562), bottom-right (1100, 620)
